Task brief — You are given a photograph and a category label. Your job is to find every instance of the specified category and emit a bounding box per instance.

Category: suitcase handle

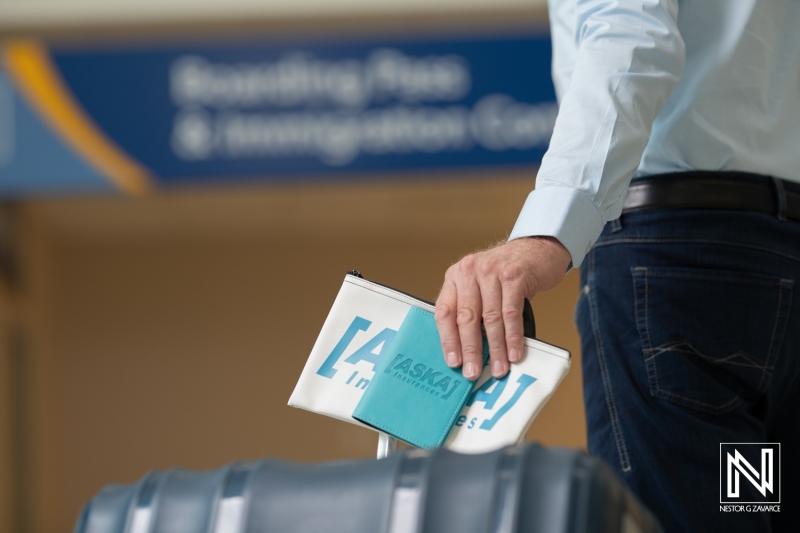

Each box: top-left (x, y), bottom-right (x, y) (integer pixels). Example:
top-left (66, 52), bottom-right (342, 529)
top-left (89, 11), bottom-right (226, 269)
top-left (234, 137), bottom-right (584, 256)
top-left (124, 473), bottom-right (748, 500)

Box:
top-left (377, 433), bottom-right (398, 459)
top-left (522, 298), bottom-right (536, 339)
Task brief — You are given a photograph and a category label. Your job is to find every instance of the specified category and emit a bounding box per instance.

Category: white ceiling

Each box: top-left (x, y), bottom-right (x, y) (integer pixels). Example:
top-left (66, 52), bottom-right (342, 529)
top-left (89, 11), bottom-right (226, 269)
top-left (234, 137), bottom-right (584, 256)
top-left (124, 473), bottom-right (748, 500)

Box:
top-left (0, 0), bottom-right (548, 28)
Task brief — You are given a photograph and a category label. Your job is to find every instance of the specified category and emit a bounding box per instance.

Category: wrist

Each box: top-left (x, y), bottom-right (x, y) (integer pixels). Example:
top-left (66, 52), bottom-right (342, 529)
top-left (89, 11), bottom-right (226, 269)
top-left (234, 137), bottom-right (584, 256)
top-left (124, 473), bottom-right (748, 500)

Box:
top-left (519, 236), bottom-right (572, 267)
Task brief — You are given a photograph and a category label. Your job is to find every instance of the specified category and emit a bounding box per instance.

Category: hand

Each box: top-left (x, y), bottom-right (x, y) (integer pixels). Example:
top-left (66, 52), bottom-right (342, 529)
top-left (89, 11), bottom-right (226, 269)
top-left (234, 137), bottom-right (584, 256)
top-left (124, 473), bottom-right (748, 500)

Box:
top-left (435, 236), bottom-right (571, 380)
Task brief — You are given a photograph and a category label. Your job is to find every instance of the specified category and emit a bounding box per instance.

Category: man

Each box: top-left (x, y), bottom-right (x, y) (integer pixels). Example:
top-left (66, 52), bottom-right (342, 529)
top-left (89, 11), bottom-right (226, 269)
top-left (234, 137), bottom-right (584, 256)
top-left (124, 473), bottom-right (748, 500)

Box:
top-left (435, 1), bottom-right (799, 531)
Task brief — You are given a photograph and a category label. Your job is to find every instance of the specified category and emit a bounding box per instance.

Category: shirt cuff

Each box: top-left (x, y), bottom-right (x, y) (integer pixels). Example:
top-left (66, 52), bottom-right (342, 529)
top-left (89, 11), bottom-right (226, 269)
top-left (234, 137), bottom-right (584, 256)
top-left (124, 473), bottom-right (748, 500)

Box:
top-left (508, 185), bottom-right (605, 268)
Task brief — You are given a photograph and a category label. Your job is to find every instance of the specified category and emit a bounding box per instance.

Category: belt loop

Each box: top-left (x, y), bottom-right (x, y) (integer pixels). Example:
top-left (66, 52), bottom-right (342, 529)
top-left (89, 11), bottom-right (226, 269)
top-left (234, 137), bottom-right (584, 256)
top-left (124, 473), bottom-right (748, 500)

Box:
top-left (772, 176), bottom-right (788, 222)
top-left (610, 218), bottom-right (623, 233)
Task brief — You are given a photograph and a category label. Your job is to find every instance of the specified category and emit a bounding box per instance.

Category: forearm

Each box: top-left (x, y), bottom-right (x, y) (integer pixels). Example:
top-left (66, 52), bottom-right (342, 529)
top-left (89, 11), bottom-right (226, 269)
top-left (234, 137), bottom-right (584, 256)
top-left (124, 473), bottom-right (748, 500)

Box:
top-left (511, 0), bottom-right (685, 267)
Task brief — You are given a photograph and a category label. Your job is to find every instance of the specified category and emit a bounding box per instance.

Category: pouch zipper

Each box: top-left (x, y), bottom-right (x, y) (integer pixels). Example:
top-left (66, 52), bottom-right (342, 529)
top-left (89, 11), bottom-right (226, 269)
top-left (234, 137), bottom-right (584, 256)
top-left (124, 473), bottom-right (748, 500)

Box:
top-left (346, 270), bottom-right (536, 338)
top-left (347, 269), bottom-right (436, 307)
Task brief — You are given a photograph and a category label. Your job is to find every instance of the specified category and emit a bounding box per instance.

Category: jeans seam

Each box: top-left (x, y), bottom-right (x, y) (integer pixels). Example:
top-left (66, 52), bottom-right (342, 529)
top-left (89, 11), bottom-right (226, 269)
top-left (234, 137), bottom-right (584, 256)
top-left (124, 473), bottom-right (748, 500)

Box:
top-left (594, 237), bottom-right (800, 263)
top-left (589, 250), bottom-right (632, 473)
top-left (644, 342), bottom-right (774, 369)
top-left (643, 268), bottom-right (653, 354)
top-left (757, 280), bottom-right (793, 392)
top-left (641, 272), bottom-right (788, 286)
top-left (651, 388), bottom-right (742, 413)
top-left (633, 268), bottom-right (658, 399)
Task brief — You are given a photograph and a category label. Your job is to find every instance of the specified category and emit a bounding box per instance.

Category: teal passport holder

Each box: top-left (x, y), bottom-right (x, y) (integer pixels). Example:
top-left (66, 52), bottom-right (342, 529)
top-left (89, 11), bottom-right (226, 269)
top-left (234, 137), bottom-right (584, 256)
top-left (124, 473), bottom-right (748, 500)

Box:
top-left (353, 306), bottom-right (488, 449)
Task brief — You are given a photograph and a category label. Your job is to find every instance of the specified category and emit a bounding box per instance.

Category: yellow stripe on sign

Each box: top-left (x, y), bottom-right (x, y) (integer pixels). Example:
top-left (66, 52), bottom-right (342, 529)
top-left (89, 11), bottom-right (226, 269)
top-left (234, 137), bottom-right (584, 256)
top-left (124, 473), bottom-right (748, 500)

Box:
top-left (1, 40), bottom-right (152, 195)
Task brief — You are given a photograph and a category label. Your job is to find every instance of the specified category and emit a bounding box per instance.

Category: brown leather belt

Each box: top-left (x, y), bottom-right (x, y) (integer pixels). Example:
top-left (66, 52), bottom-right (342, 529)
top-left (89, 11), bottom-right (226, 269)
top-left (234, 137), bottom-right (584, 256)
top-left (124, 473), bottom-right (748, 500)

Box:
top-left (622, 171), bottom-right (800, 222)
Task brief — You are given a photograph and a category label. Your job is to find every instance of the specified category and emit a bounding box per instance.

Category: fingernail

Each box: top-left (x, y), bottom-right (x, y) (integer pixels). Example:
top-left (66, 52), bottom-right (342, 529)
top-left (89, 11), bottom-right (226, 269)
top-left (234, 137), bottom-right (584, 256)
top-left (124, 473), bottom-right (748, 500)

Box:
top-left (508, 348), bottom-right (521, 363)
top-left (464, 362), bottom-right (479, 380)
top-left (492, 360), bottom-right (507, 378)
top-left (445, 352), bottom-right (459, 367)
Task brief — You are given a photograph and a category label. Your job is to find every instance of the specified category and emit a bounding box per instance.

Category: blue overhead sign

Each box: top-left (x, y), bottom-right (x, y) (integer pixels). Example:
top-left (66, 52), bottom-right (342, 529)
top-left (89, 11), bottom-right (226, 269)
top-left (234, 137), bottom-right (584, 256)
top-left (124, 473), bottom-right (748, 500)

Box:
top-left (0, 34), bottom-right (555, 196)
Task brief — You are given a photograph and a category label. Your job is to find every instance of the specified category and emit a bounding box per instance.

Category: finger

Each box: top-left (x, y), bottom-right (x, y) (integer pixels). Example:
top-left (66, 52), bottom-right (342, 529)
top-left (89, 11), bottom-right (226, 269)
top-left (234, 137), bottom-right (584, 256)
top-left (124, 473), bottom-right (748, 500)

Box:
top-left (501, 280), bottom-right (526, 364)
top-left (435, 276), bottom-right (462, 368)
top-left (455, 273), bottom-right (484, 381)
top-left (477, 274), bottom-right (508, 378)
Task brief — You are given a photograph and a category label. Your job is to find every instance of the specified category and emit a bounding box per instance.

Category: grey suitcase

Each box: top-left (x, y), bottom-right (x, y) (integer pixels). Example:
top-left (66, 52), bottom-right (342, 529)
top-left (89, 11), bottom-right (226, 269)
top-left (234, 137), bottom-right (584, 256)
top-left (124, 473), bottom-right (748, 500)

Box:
top-left (74, 443), bottom-right (663, 533)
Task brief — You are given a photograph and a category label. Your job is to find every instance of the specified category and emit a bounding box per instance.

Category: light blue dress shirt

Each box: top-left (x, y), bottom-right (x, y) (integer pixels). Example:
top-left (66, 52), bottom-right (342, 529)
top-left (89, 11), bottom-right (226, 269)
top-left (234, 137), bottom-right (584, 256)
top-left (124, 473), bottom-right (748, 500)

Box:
top-left (510, 0), bottom-right (800, 267)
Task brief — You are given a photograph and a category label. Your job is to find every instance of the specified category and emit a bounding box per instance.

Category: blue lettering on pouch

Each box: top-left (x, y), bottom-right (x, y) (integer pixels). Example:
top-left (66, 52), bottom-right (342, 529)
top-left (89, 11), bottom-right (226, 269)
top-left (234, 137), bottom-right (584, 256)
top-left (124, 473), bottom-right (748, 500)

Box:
top-left (316, 316), bottom-right (397, 378)
top-left (463, 373), bottom-right (537, 431)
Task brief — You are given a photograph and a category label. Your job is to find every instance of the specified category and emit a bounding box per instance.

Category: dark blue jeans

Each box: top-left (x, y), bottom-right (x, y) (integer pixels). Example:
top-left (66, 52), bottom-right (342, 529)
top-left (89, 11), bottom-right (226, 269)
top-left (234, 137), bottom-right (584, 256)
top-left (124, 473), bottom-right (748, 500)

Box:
top-left (577, 207), bottom-right (800, 533)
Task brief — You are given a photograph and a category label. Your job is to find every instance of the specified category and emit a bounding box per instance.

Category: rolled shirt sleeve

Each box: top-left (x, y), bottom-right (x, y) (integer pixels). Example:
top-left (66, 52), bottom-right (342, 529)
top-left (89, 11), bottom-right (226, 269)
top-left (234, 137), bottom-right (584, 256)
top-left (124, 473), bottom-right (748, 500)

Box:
top-left (509, 0), bottom-right (685, 267)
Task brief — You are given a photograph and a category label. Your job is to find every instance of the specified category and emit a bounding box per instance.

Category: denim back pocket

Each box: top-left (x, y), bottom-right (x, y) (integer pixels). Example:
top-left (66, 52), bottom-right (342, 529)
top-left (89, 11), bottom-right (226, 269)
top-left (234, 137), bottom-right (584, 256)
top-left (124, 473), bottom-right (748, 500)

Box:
top-left (632, 266), bottom-right (793, 414)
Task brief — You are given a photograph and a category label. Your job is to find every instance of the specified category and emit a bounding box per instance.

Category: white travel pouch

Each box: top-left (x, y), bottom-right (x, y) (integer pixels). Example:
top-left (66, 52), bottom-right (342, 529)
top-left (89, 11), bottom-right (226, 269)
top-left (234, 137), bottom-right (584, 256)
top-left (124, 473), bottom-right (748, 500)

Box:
top-left (288, 271), bottom-right (570, 453)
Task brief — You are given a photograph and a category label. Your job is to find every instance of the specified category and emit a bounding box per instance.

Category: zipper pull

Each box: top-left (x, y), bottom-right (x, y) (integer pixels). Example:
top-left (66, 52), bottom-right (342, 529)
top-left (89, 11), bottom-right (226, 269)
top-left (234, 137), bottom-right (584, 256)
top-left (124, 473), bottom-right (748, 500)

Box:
top-left (347, 270), bottom-right (363, 278)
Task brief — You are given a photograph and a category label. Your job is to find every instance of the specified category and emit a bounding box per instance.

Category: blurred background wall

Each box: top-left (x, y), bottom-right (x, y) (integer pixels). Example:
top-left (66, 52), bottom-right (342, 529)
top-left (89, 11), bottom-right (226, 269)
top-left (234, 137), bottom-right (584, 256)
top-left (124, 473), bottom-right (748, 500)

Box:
top-left (0, 1), bottom-right (585, 532)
